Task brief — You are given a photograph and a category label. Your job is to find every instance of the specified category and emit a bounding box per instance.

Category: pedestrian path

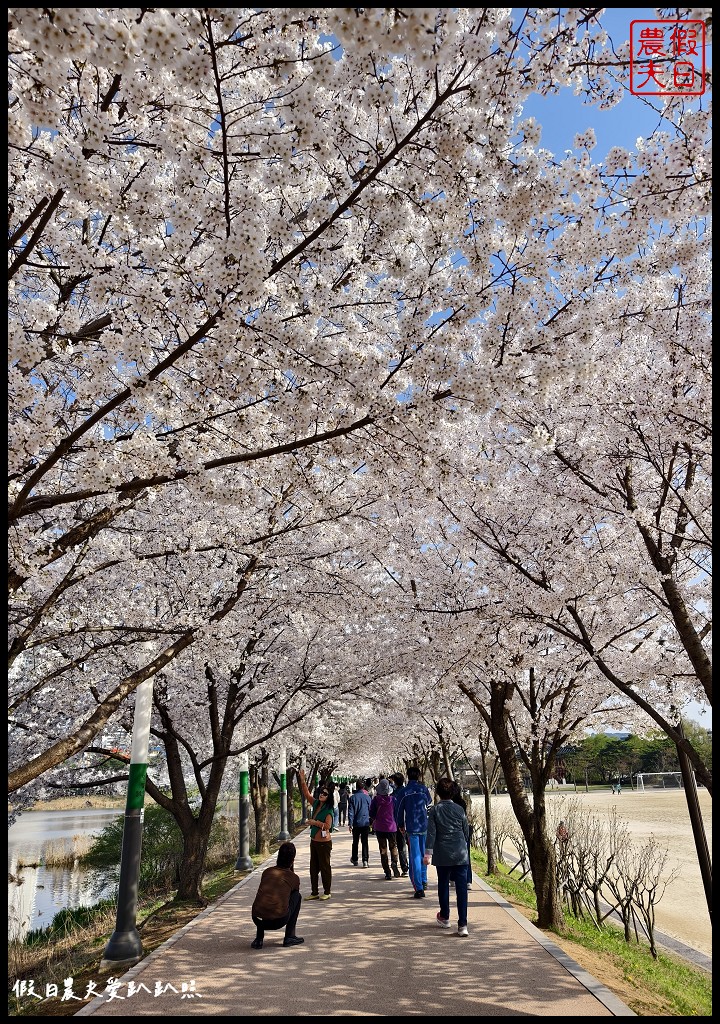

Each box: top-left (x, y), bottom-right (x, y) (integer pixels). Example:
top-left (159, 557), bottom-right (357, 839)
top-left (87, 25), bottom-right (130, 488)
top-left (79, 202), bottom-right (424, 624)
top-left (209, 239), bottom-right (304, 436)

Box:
top-left (76, 828), bottom-right (635, 1016)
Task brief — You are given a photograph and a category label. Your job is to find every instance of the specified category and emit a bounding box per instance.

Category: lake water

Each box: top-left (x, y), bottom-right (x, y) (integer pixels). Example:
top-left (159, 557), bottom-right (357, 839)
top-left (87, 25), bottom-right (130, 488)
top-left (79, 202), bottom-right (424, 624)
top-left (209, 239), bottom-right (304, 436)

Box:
top-left (8, 808), bottom-right (123, 941)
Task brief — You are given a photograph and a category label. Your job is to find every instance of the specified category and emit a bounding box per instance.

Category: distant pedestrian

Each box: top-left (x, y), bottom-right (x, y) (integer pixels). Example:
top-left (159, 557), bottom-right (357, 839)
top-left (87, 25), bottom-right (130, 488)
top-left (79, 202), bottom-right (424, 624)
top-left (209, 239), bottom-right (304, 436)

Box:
top-left (396, 766), bottom-right (432, 898)
top-left (423, 777), bottom-right (470, 936)
top-left (298, 770), bottom-right (334, 900)
top-left (332, 784), bottom-right (341, 829)
top-left (338, 783), bottom-right (350, 826)
top-left (369, 778), bottom-right (401, 879)
top-left (390, 773), bottom-right (409, 876)
top-left (250, 841), bottom-right (304, 948)
top-left (449, 779), bottom-right (473, 890)
top-left (348, 778), bottom-right (372, 867)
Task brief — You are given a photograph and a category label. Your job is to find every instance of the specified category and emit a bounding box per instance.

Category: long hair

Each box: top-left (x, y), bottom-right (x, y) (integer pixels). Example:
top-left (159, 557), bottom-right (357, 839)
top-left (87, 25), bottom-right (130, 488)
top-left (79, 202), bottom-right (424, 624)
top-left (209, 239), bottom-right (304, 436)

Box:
top-left (436, 776), bottom-right (455, 800)
top-left (315, 780), bottom-right (334, 815)
top-left (448, 778), bottom-right (467, 811)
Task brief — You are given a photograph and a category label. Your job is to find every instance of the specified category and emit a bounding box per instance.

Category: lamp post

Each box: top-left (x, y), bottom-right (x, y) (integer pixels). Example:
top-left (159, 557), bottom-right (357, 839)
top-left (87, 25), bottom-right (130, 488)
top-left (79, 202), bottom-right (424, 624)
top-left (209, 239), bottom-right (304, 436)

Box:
top-left (235, 752), bottom-right (253, 871)
top-left (101, 675), bottom-right (153, 967)
top-left (278, 747), bottom-right (290, 841)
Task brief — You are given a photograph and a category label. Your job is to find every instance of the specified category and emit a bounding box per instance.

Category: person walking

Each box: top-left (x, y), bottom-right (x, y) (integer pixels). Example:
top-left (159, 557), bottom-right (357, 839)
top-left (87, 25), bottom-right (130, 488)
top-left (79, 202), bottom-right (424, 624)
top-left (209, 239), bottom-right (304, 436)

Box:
top-left (390, 773), bottom-right (409, 876)
top-left (298, 769), bottom-right (334, 900)
top-left (423, 776), bottom-right (471, 936)
top-left (449, 779), bottom-right (474, 890)
top-left (348, 778), bottom-right (372, 867)
top-left (396, 765), bottom-right (432, 898)
top-left (332, 783), bottom-right (341, 829)
top-left (250, 841), bottom-right (304, 948)
top-left (369, 778), bottom-right (401, 879)
top-left (338, 783), bottom-right (350, 826)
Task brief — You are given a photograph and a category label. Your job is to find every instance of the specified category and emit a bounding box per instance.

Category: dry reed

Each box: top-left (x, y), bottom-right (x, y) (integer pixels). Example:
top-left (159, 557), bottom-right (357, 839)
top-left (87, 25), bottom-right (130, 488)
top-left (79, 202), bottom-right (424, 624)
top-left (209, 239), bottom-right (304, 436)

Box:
top-left (16, 834), bottom-right (94, 870)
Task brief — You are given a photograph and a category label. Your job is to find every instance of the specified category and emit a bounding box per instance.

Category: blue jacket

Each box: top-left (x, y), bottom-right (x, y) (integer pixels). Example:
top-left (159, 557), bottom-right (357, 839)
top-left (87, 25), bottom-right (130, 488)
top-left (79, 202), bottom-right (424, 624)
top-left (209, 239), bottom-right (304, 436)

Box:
top-left (396, 780), bottom-right (432, 834)
top-left (348, 789), bottom-right (372, 827)
top-left (391, 783), bottom-right (406, 821)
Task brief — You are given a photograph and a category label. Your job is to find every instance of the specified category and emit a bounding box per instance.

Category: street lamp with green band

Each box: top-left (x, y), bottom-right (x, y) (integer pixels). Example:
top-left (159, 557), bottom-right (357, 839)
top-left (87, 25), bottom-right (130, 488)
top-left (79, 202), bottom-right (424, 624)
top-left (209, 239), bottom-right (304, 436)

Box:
top-left (235, 751), bottom-right (253, 871)
top-left (101, 676), bottom-right (153, 967)
top-left (278, 747), bottom-right (290, 841)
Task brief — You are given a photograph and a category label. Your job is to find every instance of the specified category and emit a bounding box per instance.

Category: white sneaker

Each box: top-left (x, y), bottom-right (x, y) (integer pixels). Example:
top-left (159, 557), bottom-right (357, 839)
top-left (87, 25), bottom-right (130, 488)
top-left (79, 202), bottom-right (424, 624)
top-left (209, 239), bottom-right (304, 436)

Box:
top-left (436, 912), bottom-right (451, 929)
top-left (457, 924), bottom-right (469, 937)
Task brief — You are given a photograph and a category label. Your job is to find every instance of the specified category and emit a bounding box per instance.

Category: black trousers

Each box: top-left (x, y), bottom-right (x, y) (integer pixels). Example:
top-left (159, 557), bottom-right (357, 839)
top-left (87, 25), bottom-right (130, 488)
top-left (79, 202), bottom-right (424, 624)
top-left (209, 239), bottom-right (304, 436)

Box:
top-left (394, 828), bottom-right (409, 872)
top-left (252, 889), bottom-right (301, 941)
top-left (351, 825), bottom-right (370, 864)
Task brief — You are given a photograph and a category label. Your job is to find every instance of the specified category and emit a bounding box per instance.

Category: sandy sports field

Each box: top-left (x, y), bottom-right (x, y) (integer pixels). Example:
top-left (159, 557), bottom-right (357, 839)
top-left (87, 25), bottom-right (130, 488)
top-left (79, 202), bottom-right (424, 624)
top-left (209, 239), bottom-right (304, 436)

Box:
top-left (475, 787), bottom-right (712, 957)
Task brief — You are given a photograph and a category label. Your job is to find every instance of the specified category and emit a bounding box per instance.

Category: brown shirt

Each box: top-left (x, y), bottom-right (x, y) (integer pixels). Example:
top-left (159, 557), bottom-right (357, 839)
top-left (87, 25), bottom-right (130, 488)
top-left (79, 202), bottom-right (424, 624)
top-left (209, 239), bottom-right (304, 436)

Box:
top-left (251, 866), bottom-right (300, 920)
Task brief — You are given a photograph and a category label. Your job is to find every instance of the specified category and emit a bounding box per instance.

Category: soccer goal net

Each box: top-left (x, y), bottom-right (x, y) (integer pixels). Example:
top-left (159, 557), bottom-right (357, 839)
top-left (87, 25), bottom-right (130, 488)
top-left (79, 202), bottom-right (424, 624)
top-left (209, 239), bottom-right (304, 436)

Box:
top-left (635, 771), bottom-right (684, 791)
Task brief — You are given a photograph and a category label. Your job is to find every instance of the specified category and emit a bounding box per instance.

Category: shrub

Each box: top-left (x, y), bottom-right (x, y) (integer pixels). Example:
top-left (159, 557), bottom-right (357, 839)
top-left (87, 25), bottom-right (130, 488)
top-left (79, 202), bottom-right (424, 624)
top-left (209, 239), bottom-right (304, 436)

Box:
top-left (82, 804), bottom-right (239, 895)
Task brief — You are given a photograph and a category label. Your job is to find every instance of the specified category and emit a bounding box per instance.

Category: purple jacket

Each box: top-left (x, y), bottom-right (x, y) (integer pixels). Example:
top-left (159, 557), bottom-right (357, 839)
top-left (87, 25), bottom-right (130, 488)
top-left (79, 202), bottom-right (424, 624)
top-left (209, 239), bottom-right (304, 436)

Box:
top-left (369, 793), bottom-right (397, 833)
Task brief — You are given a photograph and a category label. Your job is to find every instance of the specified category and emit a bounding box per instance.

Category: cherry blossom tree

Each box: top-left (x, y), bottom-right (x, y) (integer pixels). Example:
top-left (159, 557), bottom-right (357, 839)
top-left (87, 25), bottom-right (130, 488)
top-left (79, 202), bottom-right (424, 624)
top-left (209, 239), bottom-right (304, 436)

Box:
top-left (8, 440), bottom-right (419, 794)
top-left (451, 622), bottom-right (642, 929)
top-left (428, 360), bottom-right (712, 791)
top-left (30, 567), bottom-right (404, 896)
top-left (8, 7), bottom-right (712, 802)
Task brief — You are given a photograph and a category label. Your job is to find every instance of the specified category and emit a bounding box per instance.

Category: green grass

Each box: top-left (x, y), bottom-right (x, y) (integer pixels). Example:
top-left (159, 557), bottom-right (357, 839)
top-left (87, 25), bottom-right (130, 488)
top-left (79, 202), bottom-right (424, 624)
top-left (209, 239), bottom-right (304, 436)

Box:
top-left (560, 914), bottom-right (712, 1017)
top-left (471, 850), bottom-right (712, 1017)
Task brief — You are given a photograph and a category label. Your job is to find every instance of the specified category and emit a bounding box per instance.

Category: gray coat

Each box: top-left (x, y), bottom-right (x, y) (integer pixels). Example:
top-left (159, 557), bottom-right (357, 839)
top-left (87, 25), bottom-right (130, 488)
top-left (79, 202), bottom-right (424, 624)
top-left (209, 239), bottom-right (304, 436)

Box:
top-left (425, 800), bottom-right (470, 866)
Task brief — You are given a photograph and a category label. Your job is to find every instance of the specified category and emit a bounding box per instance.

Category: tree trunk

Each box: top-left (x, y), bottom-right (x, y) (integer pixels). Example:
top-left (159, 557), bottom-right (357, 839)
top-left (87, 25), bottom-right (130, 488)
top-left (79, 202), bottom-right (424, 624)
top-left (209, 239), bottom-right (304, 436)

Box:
top-left (429, 749), bottom-right (442, 788)
top-left (287, 768), bottom-right (296, 833)
top-left (144, 709), bottom-right (228, 904)
top-left (498, 738), bottom-right (564, 929)
top-left (251, 756), bottom-right (270, 855)
top-left (460, 678), bottom-right (565, 931)
top-left (483, 785), bottom-right (497, 875)
top-left (175, 820), bottom-right (212, 902)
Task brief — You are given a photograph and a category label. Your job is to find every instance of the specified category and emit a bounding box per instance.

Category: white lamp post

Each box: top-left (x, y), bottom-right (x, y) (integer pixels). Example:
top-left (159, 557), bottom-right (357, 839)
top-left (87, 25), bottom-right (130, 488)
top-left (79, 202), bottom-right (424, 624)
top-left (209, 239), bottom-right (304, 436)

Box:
top-left (235, 752), bottom-right (253, 870)
top-left (102, 657), bottom-right (154, 967)
top-left (278, 747), bottom-right (290, 840)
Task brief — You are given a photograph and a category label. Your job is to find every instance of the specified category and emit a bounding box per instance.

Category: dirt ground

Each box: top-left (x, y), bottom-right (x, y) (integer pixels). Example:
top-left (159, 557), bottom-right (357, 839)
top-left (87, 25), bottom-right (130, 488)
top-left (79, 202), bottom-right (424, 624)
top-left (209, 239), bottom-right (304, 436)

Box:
top-left (483, 787), bottom-right (712, 957)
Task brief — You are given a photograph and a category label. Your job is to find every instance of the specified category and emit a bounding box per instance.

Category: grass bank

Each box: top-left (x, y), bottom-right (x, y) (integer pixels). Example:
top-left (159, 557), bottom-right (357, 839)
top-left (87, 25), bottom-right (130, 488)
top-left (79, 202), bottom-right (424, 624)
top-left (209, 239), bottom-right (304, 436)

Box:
top-left (469, 850), bottom-right (711, 1017)
top-left (8, 853), bottom-right (270, 1017)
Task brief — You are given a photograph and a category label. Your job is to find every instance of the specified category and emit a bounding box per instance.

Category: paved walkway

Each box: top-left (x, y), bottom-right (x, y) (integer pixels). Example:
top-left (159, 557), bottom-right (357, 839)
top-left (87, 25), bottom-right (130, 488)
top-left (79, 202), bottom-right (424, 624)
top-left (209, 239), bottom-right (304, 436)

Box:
top-left (77, 828), bottom-right (635, 1017)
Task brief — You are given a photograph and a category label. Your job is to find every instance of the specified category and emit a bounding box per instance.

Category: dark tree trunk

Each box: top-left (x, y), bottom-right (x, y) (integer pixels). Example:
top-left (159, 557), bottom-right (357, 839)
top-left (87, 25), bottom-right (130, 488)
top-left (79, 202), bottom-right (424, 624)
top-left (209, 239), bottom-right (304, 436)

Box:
top-left (144, 669), bottom-right (235, 904)
top-left (459, 677), bottom-right (565, 931)
top-left (492, 715), bottom-right (563, 929)
top-left (429, 749), bottom-right (442, 788)
top-left (175, 819), bottom-right (213, 902)
top-left (287, 768), bottom-right (297, 833)
top-left (478, 743), bottom-right (501, 875)
top-left (251, 755), bottom-right (270, 855)
top-left (483, 787), bottom-right (497, 875)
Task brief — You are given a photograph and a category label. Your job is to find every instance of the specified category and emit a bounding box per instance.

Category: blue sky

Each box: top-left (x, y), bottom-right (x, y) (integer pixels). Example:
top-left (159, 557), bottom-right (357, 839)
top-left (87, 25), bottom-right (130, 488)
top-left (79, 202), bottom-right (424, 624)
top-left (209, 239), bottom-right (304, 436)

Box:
top-left (516, 7), bottom-right (710, 161)
top-left (517, 8), bottom-right (712, 729)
